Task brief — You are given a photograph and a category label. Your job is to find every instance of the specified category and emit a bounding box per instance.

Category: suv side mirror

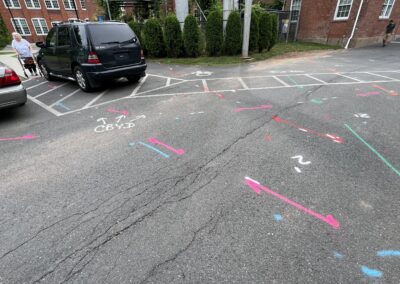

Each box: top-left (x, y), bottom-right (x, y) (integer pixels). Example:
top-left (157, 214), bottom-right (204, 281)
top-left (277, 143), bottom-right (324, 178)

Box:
top-left (36, 41), bottom-right (46, 48)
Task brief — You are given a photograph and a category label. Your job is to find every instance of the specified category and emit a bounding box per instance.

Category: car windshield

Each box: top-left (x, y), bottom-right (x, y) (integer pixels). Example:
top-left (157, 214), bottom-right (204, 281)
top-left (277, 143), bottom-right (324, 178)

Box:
top-left (88, 24), bottom-right (135, 45)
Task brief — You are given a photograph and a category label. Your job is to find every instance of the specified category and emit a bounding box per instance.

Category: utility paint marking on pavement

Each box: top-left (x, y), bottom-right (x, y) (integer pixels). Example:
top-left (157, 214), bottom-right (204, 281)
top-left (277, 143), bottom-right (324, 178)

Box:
top-left (291, 155), bottom-right (311, 165)
top-left (377, 250), bottom-right (400, 257)
top-left (294, 167), bottom-right (302, 173)
top-left (272, 116), bottom-right (344, 143)
top-left (334, 252), bottom-right (344, 259)
top-left (107, 108), bottom-right (129, 116)
top-left (356, 91), bottom-right (380, 97)
top-left (245, 177), bottom-right (340, 229)
top-left (0, 134), bottom-right (36, 141)
top-left (148, 137), bottom-right (185, 155)
top-left (234, 105), bottom-right (273, 112)
top-left (311, 99), bottom-right (323, 104)
top-left (354, 113), bottom-right (370, 118)
top-left (274, 214), bottom-right (283, 222)
top-left (345, 124), bottom-right (400, 177)
top-left (361, 266), bottom-right (382, 278)
top-left (373, 84), bottom-right (398, 96)
top-left (138, 142), bottom-right (170, 158)
top-left (34, 83), bottom-right (68, 98)
top-left (55, 102), bottom-right (70, 111)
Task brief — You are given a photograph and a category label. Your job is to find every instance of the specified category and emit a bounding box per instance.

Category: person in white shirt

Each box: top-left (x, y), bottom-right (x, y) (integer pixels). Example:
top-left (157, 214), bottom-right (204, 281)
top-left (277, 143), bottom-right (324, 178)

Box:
top-left (11, 32), bottom-right (38, 76)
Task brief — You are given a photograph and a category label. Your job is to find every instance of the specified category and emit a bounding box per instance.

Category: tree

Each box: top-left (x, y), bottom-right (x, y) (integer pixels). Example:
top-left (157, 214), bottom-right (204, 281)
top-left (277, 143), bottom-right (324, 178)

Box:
top-left (269, 13), bottom-right (278, 51)
top-left (0, 15), bottom-right (11, 49)
top-left (224, 11), bottom-right (242, 55)
top-left (198, 0), bottom-right (215, 14)
top-left (183, 15), bottom-right (200, 57)
top-left (164, 14), bottom-right (184, 57)
top-left (205, 10), bottom-right (223, 56)
top-left (249, 11), bottom-right (259, 52)
top-left (258, 12), bottom-right (271, 53)
top-left (143, 19), bottom-right (165, 57)
top-left (97, 0), bottom-right (121, 20)
top-left (128, 21), bottom-right (142, 43)
top-left (265, 0), bottom-right (284, 10)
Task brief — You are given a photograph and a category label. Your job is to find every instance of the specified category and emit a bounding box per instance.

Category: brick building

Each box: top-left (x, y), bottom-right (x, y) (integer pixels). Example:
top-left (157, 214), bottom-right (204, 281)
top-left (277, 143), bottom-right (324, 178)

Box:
top-left (1, 0), bottom-right (98, 42)
top-left (286, 0), bottom-right (400, 47)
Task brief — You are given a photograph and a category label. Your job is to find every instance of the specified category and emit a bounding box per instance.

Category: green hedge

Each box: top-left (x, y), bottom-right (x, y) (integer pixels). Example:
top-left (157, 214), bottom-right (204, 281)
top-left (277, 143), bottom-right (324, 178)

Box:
top-left (164, 14), bottom-right (183, 57)
top-left (0, 15), bottom-right (10, 49)
top-left (206, 10), bottom-right (223, 56)
top-left (224, 11), bottom-right (242, 55)
top-left (249, 11), bottom-right (259, 52)
top-left (143, 18), bottom-right (165, 57)
top-left (269, 13), bottom-right (278, 51)
top-left (183, 15), bottom-right (200, 57)
top-left (128, 20), bottom-right (142, 43)
top-left (258, 12), bottom-right (271, 53)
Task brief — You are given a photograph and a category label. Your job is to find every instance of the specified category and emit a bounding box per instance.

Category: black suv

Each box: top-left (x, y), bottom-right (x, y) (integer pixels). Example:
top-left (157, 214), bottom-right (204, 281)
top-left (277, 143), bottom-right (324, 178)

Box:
top-left (36, 21), bottom-right (146, 92)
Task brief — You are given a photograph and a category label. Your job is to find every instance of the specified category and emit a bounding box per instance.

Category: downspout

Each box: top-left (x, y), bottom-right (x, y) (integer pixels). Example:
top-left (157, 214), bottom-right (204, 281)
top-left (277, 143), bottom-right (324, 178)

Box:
top-left (345, 0), bottom-right (364, 49)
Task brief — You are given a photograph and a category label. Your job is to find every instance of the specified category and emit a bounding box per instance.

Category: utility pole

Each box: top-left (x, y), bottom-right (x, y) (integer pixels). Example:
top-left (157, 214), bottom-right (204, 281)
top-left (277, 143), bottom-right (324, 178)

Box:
top-left (105, 0), bottom-right (112, 20)
top-left (241, 0), bottom-right (252, 58)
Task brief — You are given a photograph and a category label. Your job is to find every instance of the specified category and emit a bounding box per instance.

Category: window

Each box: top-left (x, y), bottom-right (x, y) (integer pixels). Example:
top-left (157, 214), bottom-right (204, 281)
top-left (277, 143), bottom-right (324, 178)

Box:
top-left (32, 18), bottom-right (49, 35)
top-left (57, 27), bottom-right (71, 46)
top-left (46, 28), bottom-right (57, 47)
top-left (380, 0), bottom-right (396, 19)
top-left (290, 0), bottom-right (301, 22)
top-left (334, 0), bottom-right (353, 20)
top-left (72, 25), bottom-right (87, 46)
top-left (87, 24), bottom-right (135, 46)
top-left (3, 0), bottom-right (21, 8)
top-left (63, 0), bottom-right (76, 10)
top-left (80, 0), bottom-right (85, 9)
top-left (24, 0), bottom-right (40, 8)
top-left (11, 18), bottom-right (30, 35)
top-left (45, 0), bottom-right (59, 9)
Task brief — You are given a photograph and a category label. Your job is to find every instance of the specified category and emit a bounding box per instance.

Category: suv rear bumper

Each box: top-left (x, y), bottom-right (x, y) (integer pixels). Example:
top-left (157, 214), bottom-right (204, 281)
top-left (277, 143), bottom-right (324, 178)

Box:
top-left (83, 62), bottom-right (147, 84)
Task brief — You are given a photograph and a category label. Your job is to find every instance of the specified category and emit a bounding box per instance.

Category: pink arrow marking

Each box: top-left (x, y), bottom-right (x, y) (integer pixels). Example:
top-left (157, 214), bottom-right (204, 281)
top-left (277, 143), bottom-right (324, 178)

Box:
top-left (356, 91), bottom-right (380, 97)
top-left (215, 93), bottom-right (224, 99)
top-left (107, 108), bottom-right (129, 116)
top-left (373, 85), bottom-right (398, 96)
top-left (148, 137), bottom-right (185, 155)
top-left (245, 177), bottom-right (340, 229)
top-left (0, 134), bottom-right (36, 141)
top-left (272, 116), bottom-right (344, 143)
top-left (234, 105), bottom-right (273, 112)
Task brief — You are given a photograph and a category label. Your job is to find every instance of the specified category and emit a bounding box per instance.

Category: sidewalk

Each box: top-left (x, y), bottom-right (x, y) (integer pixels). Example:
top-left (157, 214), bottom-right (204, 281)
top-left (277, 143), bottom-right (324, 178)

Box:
top-left (0, 44), bottom-right (40, 79)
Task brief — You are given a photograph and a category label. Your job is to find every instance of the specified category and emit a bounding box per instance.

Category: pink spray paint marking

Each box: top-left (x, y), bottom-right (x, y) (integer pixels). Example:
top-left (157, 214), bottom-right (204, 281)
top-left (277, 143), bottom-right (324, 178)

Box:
top-left (148, 137), bottom-right (185, 155)
top-left (264, 134), bottom-right (272, 141)
top-left (245, 177), bottom-right (340, 229)
top-left (373, 85), bottom-right (398, 96)
top-left (272, 116), bottom-right (344, 144)
top-left (234, 105), bottom-right (273, 112)
top-left (107, 108), bottom-right (129, 116)
top-left (215, 93), bottom-right (225, 99)
top-left (0, 134), bottom-right (36, 141)
top-left (356, 91), bottom-right (380, 97)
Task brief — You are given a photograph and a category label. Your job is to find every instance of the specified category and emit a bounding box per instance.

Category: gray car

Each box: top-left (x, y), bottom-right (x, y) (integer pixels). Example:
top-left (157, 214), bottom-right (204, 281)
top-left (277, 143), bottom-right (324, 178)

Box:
top-left (0, 62), bottom-right (27, 109)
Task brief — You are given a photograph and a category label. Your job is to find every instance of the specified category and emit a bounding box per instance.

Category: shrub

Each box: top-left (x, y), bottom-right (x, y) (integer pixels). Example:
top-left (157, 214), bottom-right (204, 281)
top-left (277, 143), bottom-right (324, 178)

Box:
top-left (143, 18), bottom-right (165, 57)
top-left (249, 11), bottom-right (259, 52)
top-left (183, 15), bottom-right (200, 57)
top-left (128, 20), bottom-right (143, 43)
top-left (205, 10), bottom-right (223, 56)
top-left (269, 13), bottom-right (278, 51)
top-left (224, 11), bottom-right (242, 55)
top-left (258, 12), bottom-right (271, 52)
top-left (0, 15), bottom-right (10, 49)
top-left (164, 14), bottom-right (184, 57)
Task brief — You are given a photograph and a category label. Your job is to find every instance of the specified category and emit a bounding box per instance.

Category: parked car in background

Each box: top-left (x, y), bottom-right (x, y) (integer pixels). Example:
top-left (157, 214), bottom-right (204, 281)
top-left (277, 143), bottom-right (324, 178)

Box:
top-left (0, 63), bottom-right (27, 109)
top-left (36, 21), bottom-right (147, 92)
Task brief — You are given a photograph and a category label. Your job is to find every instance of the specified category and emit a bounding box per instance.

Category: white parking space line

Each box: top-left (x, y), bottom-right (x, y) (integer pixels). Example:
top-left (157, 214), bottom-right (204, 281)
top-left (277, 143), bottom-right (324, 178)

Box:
top-left (336, 73), bottom-right (364, 82)
top-left (26, 81), bottom-right (47, 90)
top-left (365, 72), bottom-right (397, 81)
top-left (34, 83), bottom-right (69, 98)
top-left (83, 89), bottom-right (108, 109)
top-left (305, 74), bottom-right (327, 84)
top-left (134, 79), bottom-right (185, 96)
top-left (238, 78), bottom-right (249, 89)
top-left (129, 74), bottom-right (148, 97)
top-left (49, 89), bottom-right (81, 108)
top-left (272, 76), bottom-right (290, 87)
top-left (28, 95), bottom-right (62, 116)
top-left (202, 79), bottom-right (209, 92)
top-left (166, 78), bottom-right (171, 87)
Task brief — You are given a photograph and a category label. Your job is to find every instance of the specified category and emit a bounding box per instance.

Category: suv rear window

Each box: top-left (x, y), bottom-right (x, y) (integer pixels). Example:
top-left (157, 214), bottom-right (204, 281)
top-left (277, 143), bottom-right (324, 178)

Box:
top-left (88, 24), bottom-right (135, 45)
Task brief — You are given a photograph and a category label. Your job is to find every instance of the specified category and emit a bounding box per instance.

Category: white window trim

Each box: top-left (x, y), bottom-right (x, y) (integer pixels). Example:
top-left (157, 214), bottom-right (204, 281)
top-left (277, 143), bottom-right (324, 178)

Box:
top-left (80, 0), bottom-right (85, 10)
top-left (334, 0), bottom-right (354, 21)
top-left (10, 18), bottom-right (31, 36)
top-left (3, 0), bottom-right (21, 9)
top-left (31, 18), bottom-right (49, 35)
top-left (24, 0), bottom-right (40, 9)
top-left (379, 0), bottom-right (396, 19)
top-left (63, 0), bottom-right (76, 10)
top-left (45, 0), bottom-right (60, 9)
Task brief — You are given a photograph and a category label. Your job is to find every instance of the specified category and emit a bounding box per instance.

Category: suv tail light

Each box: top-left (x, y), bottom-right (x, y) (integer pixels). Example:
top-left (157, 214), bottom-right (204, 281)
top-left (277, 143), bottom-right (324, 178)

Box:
top-left (0, 69), bottom-right (21, 87)
top-left (140, 49), bottom-right (144, 60)
top-left (88, 52), bottom-right (100, 64)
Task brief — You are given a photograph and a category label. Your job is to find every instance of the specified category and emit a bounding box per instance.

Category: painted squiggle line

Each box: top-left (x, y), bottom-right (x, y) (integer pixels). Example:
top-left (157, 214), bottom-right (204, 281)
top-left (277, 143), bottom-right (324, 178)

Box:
top-left (361, 266), bottom-right (382, 278)
top-left (291, 155), bottom-right (311, 165)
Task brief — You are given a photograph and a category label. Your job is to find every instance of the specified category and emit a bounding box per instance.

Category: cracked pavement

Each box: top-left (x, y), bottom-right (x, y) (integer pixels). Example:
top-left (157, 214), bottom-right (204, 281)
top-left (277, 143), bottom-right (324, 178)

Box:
top-left (0, 45), bottom-right (399, 283)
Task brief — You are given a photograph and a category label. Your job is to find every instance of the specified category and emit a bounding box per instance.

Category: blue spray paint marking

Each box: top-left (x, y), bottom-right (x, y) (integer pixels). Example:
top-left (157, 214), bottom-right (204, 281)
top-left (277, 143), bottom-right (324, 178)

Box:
top-left (311, 98), bottom-right (323, 105)
top-left (139, 142), bottom-right (170, 158)
top-left (361, 266), bottom-right (382, 278)
top-left (287, 76), bottom-right (304, 89)
top-left (274, 214), bottom-right (283, 222)
top-left (128, 142), bottom-right (135, 147)
top-left (334, 252), bottom-right (343, 259)
top-left (377, 250), bottom-right (400, 257)
top-left (56, 102), bottom-right (70, 111)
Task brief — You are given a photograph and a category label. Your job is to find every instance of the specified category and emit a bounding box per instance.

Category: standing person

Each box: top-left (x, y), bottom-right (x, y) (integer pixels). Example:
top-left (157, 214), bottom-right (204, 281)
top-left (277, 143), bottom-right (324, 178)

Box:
top-left (383, 20), bottom-right (396, 47)
top-left (11, 32), bottom-right (38, 76)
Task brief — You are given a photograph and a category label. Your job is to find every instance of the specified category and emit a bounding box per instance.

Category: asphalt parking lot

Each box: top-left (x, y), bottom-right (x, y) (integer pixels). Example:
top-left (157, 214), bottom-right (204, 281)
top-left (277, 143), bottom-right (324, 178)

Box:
top-left (0, 45), bottom-right (399, 283)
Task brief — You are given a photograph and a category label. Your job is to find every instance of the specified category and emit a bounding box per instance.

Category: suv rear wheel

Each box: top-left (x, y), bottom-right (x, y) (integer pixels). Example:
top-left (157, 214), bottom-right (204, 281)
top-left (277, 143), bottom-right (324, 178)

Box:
top-left (38, 61), bottom-right (54, 81)
top-left (74, 66), bottom-right (92, 92)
